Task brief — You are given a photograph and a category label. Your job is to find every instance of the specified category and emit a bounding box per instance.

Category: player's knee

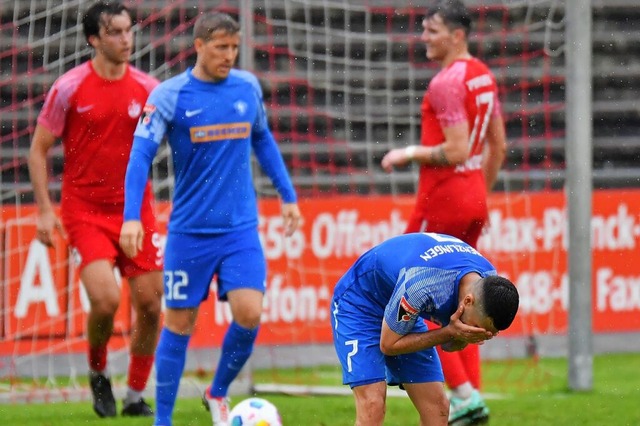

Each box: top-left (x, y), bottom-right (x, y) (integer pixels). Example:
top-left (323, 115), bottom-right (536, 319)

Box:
top-left (163, 307), bottom-right (198, 335)
top-left (90, 296), bottom-right (120, 317)
top-left (434, 391), bottom-right (450, 418)
top-left (135, 298), bottom-right (162, 325)
top-left (233, 308), bottom-right (262, 329)
top-left (134, 289), bottom-right (162, 320)
top-left (355, 396), bottom-right (386, 425)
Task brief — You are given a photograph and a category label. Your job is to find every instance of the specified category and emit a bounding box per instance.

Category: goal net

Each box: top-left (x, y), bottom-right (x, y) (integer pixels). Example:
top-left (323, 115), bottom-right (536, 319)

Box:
top-left (250, 0), bottom-right (566, 394)
top-left (0, 0), bottom-right (565, 402)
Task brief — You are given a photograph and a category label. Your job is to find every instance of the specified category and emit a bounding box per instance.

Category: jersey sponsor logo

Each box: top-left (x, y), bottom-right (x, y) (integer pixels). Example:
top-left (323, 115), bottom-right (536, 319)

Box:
top-left (76, 104), bottom-right (94, 113)
top-left (128, 100), bottom-right (142, 118)
top-left (185, 108), bottom-right (203, 117)
top-left (397, 296), bottom-right (418, 322)
top-left (190, 122), bottom-right (251, 143)
top-left (140, 103), bottom-right (156, 126)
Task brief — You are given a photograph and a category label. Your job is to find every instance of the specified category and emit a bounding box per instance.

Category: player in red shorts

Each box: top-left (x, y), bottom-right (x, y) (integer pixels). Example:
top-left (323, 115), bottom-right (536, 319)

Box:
top-left (28, 1), bottom-right (163, 419)
top-left (381, 1), bottom-right (507, 424)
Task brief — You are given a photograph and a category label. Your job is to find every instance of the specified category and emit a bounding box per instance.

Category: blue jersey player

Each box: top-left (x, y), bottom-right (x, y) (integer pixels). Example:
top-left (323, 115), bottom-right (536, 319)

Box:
top-left (331, 232), bottom-right (519, 426)
top-left (119, 12), bottom-right (301, 426)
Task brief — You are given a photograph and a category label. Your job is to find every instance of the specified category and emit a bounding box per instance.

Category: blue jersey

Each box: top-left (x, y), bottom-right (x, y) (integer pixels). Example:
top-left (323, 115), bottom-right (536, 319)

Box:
top-left (332, 232), bottom-right (497, 336)
top-left (124, 68), bottom-right (297, 233)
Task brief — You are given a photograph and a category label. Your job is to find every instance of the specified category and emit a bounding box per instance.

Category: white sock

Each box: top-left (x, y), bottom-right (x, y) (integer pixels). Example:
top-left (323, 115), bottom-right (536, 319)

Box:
top-left (451, 382), bottom-right (474, 400)
top-left (124, 388), bottom-right (142, 405)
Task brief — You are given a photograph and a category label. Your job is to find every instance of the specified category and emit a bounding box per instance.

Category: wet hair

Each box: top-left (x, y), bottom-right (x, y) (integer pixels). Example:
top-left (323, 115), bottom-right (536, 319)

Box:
top-left (425, 0), bottom-right (472, 36)
top-left (193, 12), bottom-right (240, 41)
top-left (82, 1), bottom-right (131, 44)
top-left (479, 275), bottom-right (519, 331)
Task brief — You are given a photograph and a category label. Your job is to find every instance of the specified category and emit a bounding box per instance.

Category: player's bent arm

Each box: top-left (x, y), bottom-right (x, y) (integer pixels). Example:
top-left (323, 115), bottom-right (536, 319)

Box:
top-left (382, 122), bottom-right (470, 171)
top-left (408, 122), bottom-right (470, 166)
top-left (379, 319), bottom-right (455, 356)
top-left (482, 114), bottom-right (507, 190)
top-left (435, 122), bottom-right (471, 165)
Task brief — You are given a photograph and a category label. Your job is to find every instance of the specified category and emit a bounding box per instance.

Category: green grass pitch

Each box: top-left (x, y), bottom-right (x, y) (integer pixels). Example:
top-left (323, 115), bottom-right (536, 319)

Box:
top-left (1, 353), bottom-right (639, 425)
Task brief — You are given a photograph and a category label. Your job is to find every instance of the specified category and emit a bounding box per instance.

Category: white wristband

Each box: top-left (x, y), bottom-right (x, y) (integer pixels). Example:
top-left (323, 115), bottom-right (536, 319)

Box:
top-left (404, 145), bottom-right (418, 160)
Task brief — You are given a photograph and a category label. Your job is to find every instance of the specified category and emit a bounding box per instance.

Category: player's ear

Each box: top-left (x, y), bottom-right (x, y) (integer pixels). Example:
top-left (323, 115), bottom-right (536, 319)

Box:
top-left (452, 27), bottom-right (466, 44)
top-left (463, 293), bottom-right (475, 307)
top-left (194, 37), bottom-right (206, 52)
top-left (87, 34), bottom-right (99, 49)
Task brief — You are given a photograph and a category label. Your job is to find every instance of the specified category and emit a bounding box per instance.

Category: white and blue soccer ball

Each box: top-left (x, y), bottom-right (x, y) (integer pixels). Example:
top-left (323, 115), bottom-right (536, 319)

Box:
top-left (229, 397), bottom-right (283, 426)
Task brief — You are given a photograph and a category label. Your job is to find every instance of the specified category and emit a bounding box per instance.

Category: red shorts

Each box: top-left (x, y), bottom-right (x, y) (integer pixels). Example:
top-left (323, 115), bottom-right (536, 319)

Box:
top-left (63, 199), bottom-right (163, 278)
top-left (407, 176), bottom-right (487, 247)
top-left (405, 209), bottom-right (486, 248)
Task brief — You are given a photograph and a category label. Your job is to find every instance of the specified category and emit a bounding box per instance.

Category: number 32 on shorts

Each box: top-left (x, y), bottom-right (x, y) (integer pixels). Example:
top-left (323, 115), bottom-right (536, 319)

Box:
top-left (165, 270), bottom-right (188, 301)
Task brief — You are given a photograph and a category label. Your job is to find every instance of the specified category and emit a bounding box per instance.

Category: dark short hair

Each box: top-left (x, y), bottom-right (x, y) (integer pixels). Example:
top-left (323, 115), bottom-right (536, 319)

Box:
top-left (425, 0), bottom-right (472, 36)
top-left (481, 275), bottom-right (519, 331)
top-left (193, 12), bottom-right (240, 41)
top-left (82, 1), bottom-right (131, 44)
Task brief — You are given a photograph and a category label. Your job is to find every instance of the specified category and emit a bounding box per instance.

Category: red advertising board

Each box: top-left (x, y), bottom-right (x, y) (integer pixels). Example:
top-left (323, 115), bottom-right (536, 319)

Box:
top-left (2, 190), bottom-right (640, 356)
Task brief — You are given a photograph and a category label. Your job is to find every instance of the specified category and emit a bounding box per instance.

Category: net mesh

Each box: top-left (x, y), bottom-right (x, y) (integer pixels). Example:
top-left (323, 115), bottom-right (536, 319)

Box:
top-left (0, 0), bottom-right (565, 401)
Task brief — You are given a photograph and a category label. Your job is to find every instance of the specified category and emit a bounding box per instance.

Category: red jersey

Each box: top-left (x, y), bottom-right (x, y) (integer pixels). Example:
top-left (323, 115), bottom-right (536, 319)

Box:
top-left (414, 58), bottom-right (502, 216)
top-left (38, 61), bottom-right (158, 215)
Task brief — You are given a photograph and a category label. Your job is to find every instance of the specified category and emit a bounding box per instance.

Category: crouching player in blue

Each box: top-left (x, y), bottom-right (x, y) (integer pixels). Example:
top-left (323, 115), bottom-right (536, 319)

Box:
top-left (119, 11), bottom-right (300, 426)
top-left (331, 232), bottom-right (519, 426)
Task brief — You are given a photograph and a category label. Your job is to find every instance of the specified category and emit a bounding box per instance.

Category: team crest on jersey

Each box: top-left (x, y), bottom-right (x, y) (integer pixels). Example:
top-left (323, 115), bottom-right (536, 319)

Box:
top-left (128, 100), bottom-right (142, 118)
top-left (234, 100), bottom-right (248, 116)
top-left (139, 103), bottom-right (156, 126)
top-left (397, 296), bottom-right (418, 322)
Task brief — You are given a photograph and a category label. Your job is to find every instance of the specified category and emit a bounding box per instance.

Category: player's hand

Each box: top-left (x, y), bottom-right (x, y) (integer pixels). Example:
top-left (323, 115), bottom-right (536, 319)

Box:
top-left (119, 220), bottom-right (144, 259)
top-left (381, 148), bottom-right (411, 172)
top-left (445, 303), bottom-right (494, 345)
top-left (35, 210), bottom-right (66, 247)
top-left (281, 203), bottom-right (301, 237)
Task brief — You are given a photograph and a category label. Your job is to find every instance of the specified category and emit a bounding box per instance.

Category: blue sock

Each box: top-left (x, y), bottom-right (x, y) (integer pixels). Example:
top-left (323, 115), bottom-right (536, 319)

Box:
top-left (153, 328), bottom-right (190, 426)
top-left (209, 321), bottom-right (258, 397)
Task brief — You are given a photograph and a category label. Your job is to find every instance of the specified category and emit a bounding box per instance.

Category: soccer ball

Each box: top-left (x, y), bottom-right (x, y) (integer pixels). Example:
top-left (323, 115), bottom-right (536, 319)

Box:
top-left (229, 397), bottom-right (282, 426)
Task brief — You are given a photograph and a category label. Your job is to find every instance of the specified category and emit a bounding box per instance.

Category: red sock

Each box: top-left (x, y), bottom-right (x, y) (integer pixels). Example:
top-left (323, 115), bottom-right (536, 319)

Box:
top-left (89, 345), bottom-right (107, 372)
top-left (426, 319), bottom-right (470, 389)
top-left (436, 345), bottom-right (469, 389)
top-left (128, 354), bottom-right (155, 392)
top-left (458, 344), bottom-right (481, 389)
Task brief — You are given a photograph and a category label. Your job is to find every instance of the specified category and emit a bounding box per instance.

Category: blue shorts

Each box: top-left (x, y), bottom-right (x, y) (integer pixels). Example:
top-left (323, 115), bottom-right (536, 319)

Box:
top-left (331, 291), bottom-right (443, 388)
top-left (163, 228), bottom-right (266, 309)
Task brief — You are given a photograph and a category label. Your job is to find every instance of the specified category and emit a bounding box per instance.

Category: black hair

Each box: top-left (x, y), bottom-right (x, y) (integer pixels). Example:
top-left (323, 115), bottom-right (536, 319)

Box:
top-left (82, 1), bottom-right (131, 44)
top-left (193, 12), bottom-right (240, 41)
top-left (480, 275), bottom-right (519, 331)
top-left (425, 0), bottom-right (472, 36)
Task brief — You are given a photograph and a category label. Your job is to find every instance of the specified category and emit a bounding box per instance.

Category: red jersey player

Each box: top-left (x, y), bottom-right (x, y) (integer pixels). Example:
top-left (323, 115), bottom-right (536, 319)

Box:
top-left (381, 1), bottom-right (507, 425)
top-left (28, 1), bottom-right (162, 419)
